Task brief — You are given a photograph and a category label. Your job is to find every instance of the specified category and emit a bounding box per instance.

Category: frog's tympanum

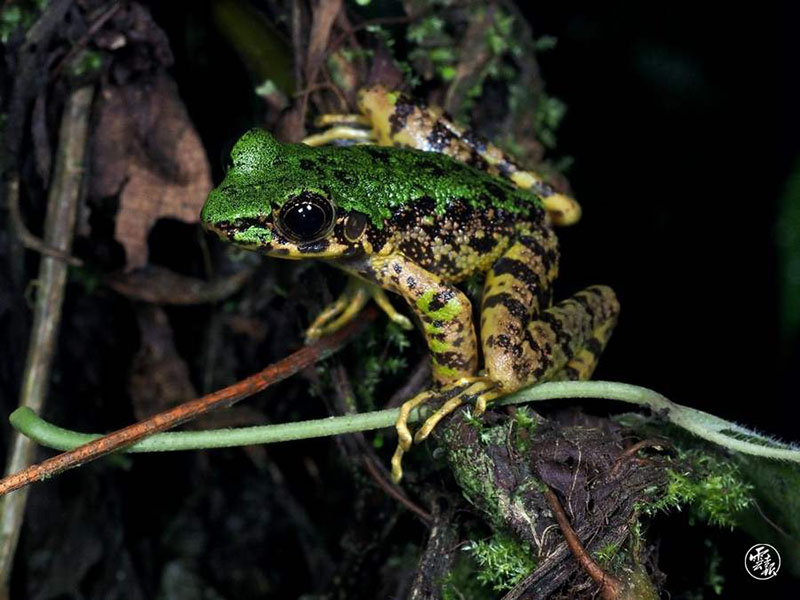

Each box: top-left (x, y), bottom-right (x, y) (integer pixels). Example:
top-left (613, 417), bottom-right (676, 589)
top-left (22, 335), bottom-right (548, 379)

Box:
top-left (201, 86), bottom-right (619, 481)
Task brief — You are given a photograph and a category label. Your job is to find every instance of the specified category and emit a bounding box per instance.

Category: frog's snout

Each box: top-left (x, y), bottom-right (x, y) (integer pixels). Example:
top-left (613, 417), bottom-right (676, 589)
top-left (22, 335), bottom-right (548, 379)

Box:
top-left (201, 186), bottom-right (274, 248)
top-left (200, 187), bottom-right (228, 233)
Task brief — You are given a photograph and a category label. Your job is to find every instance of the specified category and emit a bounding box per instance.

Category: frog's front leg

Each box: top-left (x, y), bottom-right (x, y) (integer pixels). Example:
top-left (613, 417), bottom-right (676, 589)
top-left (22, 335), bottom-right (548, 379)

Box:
top-left (363, 253), bottom-right (499, 481)
top-left (367, 253), bottom-right (479, 383)
top-left (305, 276), bottom-right (413, 341)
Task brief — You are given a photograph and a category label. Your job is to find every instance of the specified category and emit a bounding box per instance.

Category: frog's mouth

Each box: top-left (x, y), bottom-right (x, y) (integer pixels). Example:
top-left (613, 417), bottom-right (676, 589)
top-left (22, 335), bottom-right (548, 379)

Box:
top-left (205, 217), bottom-right (275, 249)
top-left (203, 216), bottom-right (345, 258)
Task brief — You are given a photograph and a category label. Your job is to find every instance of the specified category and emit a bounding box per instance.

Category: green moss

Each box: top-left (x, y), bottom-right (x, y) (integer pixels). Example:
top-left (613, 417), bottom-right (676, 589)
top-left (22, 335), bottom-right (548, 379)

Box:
top-left (443, 426), bottom-right (504, 525)
top-left (353, 322), bottom-right (409, 406)
top-left (204, 130), bottom-right (542, 231)
top-left (511, 407), bottom-right (537, 453)
top-left (533, 93), bottom-right (567, 149)
top-left (71, 49), bottom-right (103, 77)
top-left (464, 531), bottom-right (536, 592)
top-left (641, 450), bottom-right (753, 528)
top-left (0, 0), bottom-right (46, 44)
top-left (594, 540), bottom-right (622, 566)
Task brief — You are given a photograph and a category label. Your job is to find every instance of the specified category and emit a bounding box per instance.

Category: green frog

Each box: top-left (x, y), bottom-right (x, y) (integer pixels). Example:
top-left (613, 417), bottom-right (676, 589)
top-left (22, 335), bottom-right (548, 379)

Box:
top-left (201, 86), bottom-right (619, 481)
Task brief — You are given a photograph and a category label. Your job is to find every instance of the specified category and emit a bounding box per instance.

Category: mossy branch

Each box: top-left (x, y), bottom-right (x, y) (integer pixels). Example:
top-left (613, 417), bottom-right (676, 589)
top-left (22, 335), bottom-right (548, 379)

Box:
top-left (9, 381), bottom-right (800, 463)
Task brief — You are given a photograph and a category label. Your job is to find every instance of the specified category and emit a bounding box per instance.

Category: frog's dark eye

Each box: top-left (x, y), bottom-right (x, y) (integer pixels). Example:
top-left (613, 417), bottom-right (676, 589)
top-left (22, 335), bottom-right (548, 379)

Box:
top-left (277, 192), bottom-right (335, 242)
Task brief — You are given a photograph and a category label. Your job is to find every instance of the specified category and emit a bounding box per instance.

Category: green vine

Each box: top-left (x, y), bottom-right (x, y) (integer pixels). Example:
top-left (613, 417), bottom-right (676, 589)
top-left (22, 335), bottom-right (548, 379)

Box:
top-left (9, 381), bottom-right (800, 465)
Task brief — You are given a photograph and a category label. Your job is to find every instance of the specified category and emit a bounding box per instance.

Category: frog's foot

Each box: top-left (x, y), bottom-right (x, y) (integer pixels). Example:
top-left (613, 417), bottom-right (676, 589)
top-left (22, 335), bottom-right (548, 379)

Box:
top-left (302, 114), bottom-right (376, 147)
top-left (509, 171), bottom-right (582, 227)
top-left (305, 278), bottom-right (370, 342)
top-left (305, 278), bottom-right (412, 342)
top-left (391, 377), bottom-right (503, 482)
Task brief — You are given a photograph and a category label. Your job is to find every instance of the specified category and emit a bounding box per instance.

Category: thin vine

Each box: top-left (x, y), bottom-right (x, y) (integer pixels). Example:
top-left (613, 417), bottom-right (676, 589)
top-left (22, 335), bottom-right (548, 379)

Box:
top-left (10, 381), bottom-right (800, 463)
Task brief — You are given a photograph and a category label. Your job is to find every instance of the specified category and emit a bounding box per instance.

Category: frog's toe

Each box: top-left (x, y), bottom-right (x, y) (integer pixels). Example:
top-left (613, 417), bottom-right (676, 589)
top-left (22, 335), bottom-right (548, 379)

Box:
top-left (371, 287), bottom-right (413, 330)
top-left (391, 446), bottom-right (407, 483)
top-left (413, 396), bottom-right (465, 443)
top-left (391, 378), bottom-right (502, 480)
top-left (412, 379), bottom-right (500, 441)
top-left (304, 279), bottom-right (370, 341)
top-left (472, 387), bottom-right (502, 416)
top-left (395, 389), bottom-right (437, 450)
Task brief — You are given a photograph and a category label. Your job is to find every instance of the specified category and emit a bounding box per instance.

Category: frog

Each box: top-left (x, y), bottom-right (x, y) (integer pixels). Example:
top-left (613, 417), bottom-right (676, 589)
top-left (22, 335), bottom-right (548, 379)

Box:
top-left (200, 85), bottom-right (620, 482)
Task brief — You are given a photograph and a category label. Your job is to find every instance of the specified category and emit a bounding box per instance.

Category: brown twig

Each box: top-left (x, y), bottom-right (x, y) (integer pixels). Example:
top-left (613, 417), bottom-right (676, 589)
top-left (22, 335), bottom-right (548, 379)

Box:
top-left (328, 9), bottom-right (433, 53)
top-left (542, 487), bottom-right (623, 600)
top-left (52, 1), bottom-right (123, 78)
top-left (326, 362), bottom-right (432, 524)
top-left (0, 85), bottom-right (95, 587)
top-left (386, 358), bottom-right (430, 408)
top-left (6, 175), bottom-right (84, 267)
top-left (362, 455), bottom-right (433, 524)
top-left (0, 306), bottom-right (377, 499)
top-left (608, 438), bottom-right (670, 479)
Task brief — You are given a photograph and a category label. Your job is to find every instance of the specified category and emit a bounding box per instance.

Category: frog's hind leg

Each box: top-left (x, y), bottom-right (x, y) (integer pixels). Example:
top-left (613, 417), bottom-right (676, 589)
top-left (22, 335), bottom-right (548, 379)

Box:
top-left (302, 114), bottom-right (376, 147)
top-left (549, 313), bottom-right (618, 382)
top-left (436, 117), bottom-right (582, 226)
top-left (482, 276), bottom-right (620, 394)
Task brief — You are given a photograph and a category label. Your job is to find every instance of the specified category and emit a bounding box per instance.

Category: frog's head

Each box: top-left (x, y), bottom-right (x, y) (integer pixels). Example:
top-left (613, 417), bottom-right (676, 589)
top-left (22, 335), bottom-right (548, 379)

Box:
top-left (201, 129), bottom-right (372, 259)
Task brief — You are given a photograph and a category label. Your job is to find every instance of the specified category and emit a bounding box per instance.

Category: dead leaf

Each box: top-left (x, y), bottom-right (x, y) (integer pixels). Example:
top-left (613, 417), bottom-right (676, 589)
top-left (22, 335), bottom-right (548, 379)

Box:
top-left (91, 73), bottom-right (212, 270)
top-left (130, 305), bottom-right (197, 419)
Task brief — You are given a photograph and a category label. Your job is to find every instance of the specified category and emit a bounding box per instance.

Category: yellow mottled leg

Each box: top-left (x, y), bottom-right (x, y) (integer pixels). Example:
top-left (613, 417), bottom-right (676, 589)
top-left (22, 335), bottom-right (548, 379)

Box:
top-left (371, 287), bottom-right (413, 330)
top-left (510, 172), bottom-right (582, 226)
top-left (550, 316), bottom-right (617, 382)
top-left (305, 278), bottom-right (370, 341)
top-left (302, 125), bottom-right (375, 147)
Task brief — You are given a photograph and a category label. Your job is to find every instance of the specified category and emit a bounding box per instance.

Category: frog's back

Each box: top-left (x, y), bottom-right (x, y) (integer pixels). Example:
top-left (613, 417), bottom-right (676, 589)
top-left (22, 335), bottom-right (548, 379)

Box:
top-left (328, 145), bottom-right (549, 283)
top-left (276, 142), bottom-right (542, 224)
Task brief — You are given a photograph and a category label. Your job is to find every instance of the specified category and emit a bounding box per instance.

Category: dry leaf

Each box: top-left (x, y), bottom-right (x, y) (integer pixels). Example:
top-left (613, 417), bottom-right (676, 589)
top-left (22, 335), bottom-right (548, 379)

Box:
top-left (130, 305), bottom-right (197, 419)
top-left (91, 73), bottom-right (212, 270)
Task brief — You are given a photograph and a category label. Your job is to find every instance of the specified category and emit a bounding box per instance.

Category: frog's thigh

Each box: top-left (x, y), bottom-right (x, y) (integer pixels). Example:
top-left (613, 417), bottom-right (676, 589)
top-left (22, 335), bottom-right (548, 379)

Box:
top-left (480, 231), bottom-right (560, 384)
top-left (484, 283), bottom-right (619, 390)
top-left (549, 302), bottom-right (618, 381)
top-left (369, 254), bottom-right (478, 384)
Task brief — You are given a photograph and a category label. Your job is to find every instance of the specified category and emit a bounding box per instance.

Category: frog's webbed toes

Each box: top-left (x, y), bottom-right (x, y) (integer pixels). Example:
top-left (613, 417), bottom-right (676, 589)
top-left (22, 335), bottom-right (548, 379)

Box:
top-left (305, 279), bottom-right (370, 342)
top-left (371, 287), bottom-right (413, 330)
top-left (391, 377), bottom-right (501, 482)
top-left (305, 280), bottom-right (412, 341)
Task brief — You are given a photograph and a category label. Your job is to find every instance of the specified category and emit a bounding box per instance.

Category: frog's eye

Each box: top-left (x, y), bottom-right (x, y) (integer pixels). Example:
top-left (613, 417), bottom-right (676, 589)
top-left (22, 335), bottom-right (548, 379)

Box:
top-left (276, 192), bottom-right (335, 242)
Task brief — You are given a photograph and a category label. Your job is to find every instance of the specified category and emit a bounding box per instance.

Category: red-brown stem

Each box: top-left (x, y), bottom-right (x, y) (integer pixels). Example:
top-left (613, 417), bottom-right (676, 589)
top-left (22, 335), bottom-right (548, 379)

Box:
top-left (543, 487), bottom-right (622, 600)
top-left (0, 307), bottom-right (376, 497)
